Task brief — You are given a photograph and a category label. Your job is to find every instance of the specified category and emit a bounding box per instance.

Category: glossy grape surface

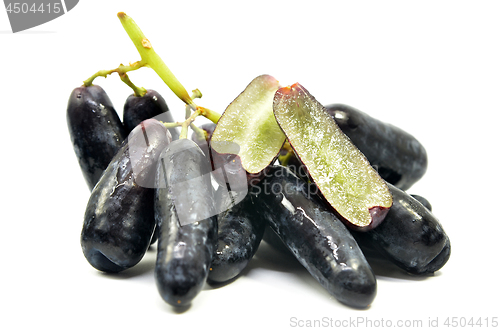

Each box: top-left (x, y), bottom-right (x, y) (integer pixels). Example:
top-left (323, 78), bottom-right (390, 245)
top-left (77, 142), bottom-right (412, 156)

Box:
top-left (253, 165), bottom-right (377, 308)
top-left (123, 89), bottom-right (179, 140)
top-left (81, 119), bottom-right (171, 273)
top-left (154, 139), bottom-right (217, 307)
top-left (352, 183), bottom-right (450, 275)
top-left (67, 85), bottom-right (126, 190)
top-left (208, 188), bottom-right (266, 283)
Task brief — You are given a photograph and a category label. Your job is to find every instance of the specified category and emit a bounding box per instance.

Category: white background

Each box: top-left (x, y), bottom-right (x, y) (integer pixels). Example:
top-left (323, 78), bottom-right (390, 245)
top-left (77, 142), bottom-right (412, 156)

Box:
top-left (2, 1), bottom-right (499, 330)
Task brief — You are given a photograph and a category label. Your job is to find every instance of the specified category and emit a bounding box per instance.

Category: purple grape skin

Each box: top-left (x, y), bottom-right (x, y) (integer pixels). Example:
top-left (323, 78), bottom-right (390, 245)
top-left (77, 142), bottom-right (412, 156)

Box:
top-left (123, 89), bottom-right (180, 140)
top-left (351, 183), bottom-right (450, 275)
top-left (325, 103), bottom-right (428, 190)
top-left (154, 139), bottom-right (217, 307)
top-left (253, 166), bottom-right (377, 309)
top-left (207, 188), bottom-right (266, 283)
top-left (81, 119), bottom-right (171, 273)
top-left (67, 85), bottom-right (127, 190)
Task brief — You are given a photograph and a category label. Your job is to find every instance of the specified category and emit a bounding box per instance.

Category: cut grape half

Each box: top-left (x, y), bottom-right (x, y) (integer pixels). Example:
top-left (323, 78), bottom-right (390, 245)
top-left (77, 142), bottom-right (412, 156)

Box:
top-left (273, 83), bottom-right (393, 230)
top-left (210, 75), bottom-right (286, 174)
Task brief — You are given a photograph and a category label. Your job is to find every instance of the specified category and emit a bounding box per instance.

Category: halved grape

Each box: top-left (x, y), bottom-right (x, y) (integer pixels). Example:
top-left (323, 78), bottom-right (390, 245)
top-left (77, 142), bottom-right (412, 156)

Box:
top-left (210, 74), bottom-right (286, 174)
top-left (273, 83), bottom-right (392, 230)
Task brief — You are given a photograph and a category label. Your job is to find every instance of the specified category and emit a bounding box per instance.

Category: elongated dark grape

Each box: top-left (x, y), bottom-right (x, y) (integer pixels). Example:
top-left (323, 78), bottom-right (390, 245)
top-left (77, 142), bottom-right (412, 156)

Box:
top-left (351, 183), bottom-right (450, 275)
top-left (67, 85), bottom-right (127, 190)
top-left (123, 90), bottom-right (178, 247)
top-left (252, 165), bottom-right (377, 309)
top-left (80, 119), bottom-right (171, 273)
top-left (324, 103), bottom-right (427, 190)
top-left (207, 187), bottom-right (266, 283)
top-left (123, 89), bottom-right (180, 140)
top-left (154, 139), bottom-right (217, 307)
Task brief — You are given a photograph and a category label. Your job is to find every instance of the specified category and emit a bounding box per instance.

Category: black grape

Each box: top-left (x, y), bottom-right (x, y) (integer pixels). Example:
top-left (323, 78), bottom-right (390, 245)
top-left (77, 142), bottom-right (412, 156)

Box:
top-left (123, 89), bottom-right (180, 140)
top-left (154, 139), bottom-right (217, 307)
top-left (351, 183), bottom-right (450, 275)
top-left (252, 165), bottom-right (377, 309)
top-left (208, 187), bottom-right (266, 283)
top-left (67, 85), bottom-right (126, 190)
top-left (81, 119), bottom-right (171, 273)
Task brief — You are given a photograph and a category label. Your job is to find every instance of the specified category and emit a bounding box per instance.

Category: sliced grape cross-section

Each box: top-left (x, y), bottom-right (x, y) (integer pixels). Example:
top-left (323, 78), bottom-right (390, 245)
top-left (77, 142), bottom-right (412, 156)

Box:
top-left (273, 83), bottom-right (393, 230)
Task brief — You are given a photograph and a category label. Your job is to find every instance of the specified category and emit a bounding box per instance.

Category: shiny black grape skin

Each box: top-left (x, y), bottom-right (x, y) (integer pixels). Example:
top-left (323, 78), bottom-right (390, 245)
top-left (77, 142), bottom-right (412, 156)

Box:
top-left (207, 187), bottom-right (266, 284)
top-left (148, 123), bottom-right (214, 248)
top-left (325, 103), bottom-right (428, 190)
top-left (123, 90), bottom-right (179, 247)
top-left (253, 165), bottom-right (377, 309)
top-left (123, 89), bottom-right (180, 140)
top-left (154, 139), bottom-right (217, 307)
top-left (80, 119), bottom-right (171, 273)
top-left (67, 85), bottom-right (127, 190)
top-left (351, 183), bottom-right (450, 275)
top-left (411, 194), bottom-right (432, 211)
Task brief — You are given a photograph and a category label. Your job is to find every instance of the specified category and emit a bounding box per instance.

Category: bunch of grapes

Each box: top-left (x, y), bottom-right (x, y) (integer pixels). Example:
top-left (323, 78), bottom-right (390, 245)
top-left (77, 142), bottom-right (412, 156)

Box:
top-left (68, 12), bottom-right (450, 310)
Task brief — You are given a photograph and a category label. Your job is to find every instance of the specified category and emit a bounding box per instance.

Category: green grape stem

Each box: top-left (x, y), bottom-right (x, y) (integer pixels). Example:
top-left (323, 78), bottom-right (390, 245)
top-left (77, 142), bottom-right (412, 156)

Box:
top-left (162, 84), bottom-right (215, 139)
top-left (162, 121), bottom-right (184, 129)
top-left (198, 107), bottom-right (221, 124)
top-left (191, 89), bottom-right (203, 99)
top-left (82, 13), bottom-right (223, 144)
top-left (119, 72), bottom-right (147, 97)
top-left (190, 122), bottom-right (206, 141)
top-left (118, 12), bottom-right (194, 106)
top-left (186, 89), bottom-right (202, 119)
top-left (186, 90), bottom-right (207, 140)
top-left (180, 108), bottom-right (202, 140)
top-left (83, 61), bottom-right (146, 89)
top-left (117, 12), bottom-right (222, 125)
